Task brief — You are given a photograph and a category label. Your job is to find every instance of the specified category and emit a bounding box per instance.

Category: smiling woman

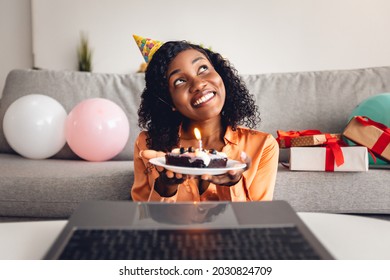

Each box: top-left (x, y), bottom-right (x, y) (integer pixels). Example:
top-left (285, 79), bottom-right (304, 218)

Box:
top-left (131, 41), bottom-right (279, 203)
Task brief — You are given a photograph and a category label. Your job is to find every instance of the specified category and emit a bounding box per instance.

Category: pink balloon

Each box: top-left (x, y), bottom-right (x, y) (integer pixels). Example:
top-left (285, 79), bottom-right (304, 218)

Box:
top-left (65, 98), bottom-right (129, 161)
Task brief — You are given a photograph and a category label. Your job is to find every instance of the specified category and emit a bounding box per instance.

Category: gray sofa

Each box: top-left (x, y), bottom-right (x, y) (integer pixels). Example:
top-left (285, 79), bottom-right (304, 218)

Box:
top-left (1, 67), bottom-right (390, 220)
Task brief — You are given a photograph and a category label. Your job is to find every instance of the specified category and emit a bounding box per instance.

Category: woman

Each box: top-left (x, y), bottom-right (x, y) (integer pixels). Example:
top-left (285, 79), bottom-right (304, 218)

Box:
top-left (131, 41), bottom-right (279, 202)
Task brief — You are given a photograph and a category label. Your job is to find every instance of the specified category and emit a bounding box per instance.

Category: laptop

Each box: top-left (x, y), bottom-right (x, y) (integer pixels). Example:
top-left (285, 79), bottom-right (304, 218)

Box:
top-left (44, 200), bottom-right (333, 260)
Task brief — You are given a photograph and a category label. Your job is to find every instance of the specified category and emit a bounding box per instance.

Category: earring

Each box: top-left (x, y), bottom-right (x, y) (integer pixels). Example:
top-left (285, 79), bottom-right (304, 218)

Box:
top-left (172, 107), bottom-right (176, 111)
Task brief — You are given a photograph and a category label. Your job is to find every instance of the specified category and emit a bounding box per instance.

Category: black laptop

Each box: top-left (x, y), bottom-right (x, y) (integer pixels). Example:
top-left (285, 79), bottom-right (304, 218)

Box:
top-left (44, 200), bottom-right (333, 260)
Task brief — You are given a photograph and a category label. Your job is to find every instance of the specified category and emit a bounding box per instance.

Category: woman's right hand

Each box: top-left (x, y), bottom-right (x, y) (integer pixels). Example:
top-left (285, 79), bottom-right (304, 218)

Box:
top-left (140, 149), bottom-right (186, 197)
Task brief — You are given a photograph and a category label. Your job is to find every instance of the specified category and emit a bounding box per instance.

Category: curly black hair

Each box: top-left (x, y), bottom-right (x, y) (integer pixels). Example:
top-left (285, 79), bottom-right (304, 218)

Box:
top-left (138, 41), bottom-right (260, 152)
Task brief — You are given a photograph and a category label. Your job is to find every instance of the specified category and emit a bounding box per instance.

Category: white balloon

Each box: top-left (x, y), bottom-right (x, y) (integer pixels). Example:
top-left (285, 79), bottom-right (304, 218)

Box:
top-left (3, 94), bottom-right (67, 159)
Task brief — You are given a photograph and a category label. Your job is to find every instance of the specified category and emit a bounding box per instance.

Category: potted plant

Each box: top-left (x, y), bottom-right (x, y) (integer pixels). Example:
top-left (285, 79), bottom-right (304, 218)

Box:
top-left (77, 32), bottom-right (93, 72)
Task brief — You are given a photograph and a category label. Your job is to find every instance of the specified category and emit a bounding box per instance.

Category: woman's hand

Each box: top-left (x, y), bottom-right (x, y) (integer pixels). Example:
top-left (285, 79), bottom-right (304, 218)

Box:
top-left (201, 151), bottom-right (251, 187)
top-left (140, 149), bottom-right (186, 197)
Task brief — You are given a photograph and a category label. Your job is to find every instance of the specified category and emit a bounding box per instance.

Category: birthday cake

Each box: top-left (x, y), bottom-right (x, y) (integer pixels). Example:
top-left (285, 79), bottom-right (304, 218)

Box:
top-left (165, 147), bottom-right (228, 168)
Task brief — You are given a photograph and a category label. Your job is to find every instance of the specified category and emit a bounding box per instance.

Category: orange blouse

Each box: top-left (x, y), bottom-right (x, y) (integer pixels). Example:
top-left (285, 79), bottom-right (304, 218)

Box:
top-left (131, 126), bottom-right (279, 202)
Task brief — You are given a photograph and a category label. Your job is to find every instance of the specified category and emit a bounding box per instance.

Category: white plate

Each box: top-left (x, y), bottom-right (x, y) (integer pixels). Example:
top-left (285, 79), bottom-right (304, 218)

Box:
top-left (149, 157), bottom-right (246, 175)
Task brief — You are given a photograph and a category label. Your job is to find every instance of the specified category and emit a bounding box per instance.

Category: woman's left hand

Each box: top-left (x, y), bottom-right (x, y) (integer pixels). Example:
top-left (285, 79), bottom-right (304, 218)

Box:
top-left (201, 151), bottom-right (251, 187)
top-left (140, 149), bottom-right (186, 182)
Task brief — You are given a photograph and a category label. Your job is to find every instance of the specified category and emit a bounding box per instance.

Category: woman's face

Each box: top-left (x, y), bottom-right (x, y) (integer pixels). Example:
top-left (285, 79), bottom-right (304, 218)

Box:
top-left (166, 49), bottom-right (226, 122)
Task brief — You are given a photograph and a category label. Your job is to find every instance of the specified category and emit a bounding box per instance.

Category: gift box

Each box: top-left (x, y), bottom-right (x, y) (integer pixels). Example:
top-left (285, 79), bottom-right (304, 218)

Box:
top-left (342, 116), bottom-right (390, 162)
top-left (277, 130), bottom-right (341, 148)
top-left (289, 146), bottom-right (368, 172)
top-left (343, 116), bottom-right (390, 161)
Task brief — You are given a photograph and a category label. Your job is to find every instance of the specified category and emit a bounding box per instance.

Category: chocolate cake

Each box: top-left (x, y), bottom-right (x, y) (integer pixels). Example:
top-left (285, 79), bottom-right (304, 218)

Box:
top-left (165, 147), bottom-right (228, 168)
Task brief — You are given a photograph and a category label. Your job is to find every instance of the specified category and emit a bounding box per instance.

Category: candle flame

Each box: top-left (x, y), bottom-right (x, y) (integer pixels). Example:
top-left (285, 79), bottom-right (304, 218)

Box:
top-left (194, 128), bottom-right (201, 140)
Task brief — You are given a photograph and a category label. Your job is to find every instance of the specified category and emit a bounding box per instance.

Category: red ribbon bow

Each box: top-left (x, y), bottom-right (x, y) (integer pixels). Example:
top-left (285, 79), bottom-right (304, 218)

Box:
top-left (324, 134), bottom-right (345, 171)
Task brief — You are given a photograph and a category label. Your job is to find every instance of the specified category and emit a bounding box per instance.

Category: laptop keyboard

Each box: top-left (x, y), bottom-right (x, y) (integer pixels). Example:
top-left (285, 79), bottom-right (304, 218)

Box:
top-left (58, 226), bottom-right (321, 260)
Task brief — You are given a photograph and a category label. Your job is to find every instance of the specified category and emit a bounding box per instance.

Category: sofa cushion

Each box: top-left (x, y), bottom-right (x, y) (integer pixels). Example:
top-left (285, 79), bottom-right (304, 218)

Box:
top-left (0, 153), bottom-right (133, 218)
top-left (0, 69), bottom-right (145, 161)
top-left (274, 165), bottom-right (390, 214)
top-left (2, 153), bottom-right (388, 217)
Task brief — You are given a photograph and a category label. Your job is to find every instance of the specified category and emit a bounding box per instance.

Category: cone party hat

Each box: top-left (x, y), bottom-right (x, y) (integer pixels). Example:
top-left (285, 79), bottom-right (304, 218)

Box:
top-left (133, 34), bottom-right (163, 63)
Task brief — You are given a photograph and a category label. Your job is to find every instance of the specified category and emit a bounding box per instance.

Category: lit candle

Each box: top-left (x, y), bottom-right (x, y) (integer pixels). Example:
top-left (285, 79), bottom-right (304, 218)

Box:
top-left (194, 128), bottom-right (202, 151)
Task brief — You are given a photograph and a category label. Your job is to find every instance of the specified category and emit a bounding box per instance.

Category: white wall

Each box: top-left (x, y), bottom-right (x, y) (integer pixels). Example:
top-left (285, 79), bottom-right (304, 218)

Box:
top-left (31, 0), bottom-right (390, 75)
top-left (0, 0), bottom-right (33, 98)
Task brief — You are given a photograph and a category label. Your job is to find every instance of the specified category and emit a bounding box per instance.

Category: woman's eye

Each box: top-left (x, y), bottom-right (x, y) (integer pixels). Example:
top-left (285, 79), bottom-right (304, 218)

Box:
top-left (198, 65), bottom-right (208, 74)
top-left (174, 79), bottom-right (185, 86)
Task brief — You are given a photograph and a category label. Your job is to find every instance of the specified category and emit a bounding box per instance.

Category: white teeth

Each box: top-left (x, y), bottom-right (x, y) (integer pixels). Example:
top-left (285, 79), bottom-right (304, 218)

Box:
top-left (193, 92), bottom-right (214, 106)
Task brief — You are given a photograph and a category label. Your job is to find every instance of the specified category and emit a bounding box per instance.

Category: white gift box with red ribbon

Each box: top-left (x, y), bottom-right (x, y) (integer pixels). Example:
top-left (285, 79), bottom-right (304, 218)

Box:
top-left (289, 146), bottom-right (368, 172)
